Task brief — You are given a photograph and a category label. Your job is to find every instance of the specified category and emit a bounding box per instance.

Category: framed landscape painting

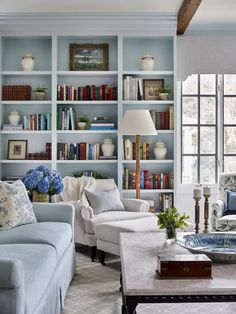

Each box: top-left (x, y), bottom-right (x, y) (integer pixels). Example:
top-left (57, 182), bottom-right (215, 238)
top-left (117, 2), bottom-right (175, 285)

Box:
top-left (69, 43), bottom-right (109, 71)
top-left (143, 79), bottom-right (164, 100)
top-left (8, 140), bottom-right (27, 160)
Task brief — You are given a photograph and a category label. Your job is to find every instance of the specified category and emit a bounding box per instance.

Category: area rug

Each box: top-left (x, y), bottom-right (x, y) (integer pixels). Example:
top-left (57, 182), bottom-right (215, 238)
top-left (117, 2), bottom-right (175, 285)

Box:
top-left (62, 247), bottom-right (236, 314)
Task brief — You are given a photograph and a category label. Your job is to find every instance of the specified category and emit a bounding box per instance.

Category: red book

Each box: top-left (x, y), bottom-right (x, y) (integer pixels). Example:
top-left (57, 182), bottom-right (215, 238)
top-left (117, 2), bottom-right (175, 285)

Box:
top-left (82, 87), bottom-right (86, 100)
top-left (160, 112), bottom-right (165, 129)
top-left (165, 112), bottom-right (170, 130)
top-left (79, 142), bottom-right (87, 160)
top-left (108, 86), bottom-right (113, 100)
top-left (101, 85), bottom-right (106, 100)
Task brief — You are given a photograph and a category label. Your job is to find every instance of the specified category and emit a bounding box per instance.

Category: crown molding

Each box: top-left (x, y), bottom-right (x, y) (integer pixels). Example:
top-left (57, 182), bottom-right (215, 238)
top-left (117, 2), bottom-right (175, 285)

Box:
top-left (0, 12), bottom-right (177, 35)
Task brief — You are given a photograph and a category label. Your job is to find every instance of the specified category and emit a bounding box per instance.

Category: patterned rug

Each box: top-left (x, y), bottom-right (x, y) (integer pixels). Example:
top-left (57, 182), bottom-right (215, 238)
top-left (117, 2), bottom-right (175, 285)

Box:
top-left (62, 246), bottom-right (236, 314)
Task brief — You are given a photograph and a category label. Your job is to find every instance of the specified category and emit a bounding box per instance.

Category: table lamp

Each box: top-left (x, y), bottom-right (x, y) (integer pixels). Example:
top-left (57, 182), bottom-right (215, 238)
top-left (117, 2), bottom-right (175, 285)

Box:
top-left (119, 110), bottom-right (157, 199)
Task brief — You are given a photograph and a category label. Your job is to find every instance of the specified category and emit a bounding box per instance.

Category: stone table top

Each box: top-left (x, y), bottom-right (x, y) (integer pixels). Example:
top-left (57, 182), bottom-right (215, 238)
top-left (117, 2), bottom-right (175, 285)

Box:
top-left (120, 232), bottom-right (236, 296)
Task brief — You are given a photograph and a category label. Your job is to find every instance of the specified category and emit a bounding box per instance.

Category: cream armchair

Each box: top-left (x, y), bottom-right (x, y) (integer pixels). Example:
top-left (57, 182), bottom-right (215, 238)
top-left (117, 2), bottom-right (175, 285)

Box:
top-left (211, 173), bottom-right (236, 231)
top-left (54, 176), bottom-right (151, 261)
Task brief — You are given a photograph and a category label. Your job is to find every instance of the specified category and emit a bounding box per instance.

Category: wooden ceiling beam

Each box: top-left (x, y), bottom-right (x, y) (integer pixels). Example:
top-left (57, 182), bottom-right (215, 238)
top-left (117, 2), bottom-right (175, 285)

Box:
top-left (177, 0), bottom-right (202, 35)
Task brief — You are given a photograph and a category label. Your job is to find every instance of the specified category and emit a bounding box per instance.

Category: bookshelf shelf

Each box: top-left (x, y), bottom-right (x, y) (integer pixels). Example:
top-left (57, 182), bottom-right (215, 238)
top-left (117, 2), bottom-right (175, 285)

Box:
top-left (57, 160), bottom-right (117, 164)
top-left (57, 130), bottom-right (117, 134)
top-left (2, 71), bottom-right (52, 76)
top-left (122, 160), bottom-right (174, 164)
top-left (0, 160), bottom-right (51, 164)
top-left (122, 71), bottom-right (174, 76)
top-left (57, 101), bottom-right (117, 105)
top-left (57, 71), bottom-right (118, 77)
top-left (122, 189), bottom-right (174, 194)
top-left (0, 130), bottom-right (51, 135)
top-left (1, 101), bottom-right (51, 105)
top-left (122, 100), bottom-right (174, 105)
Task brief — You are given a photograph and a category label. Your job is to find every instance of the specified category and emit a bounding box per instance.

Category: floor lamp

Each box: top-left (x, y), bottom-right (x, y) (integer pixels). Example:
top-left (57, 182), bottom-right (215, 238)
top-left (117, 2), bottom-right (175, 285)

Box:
top-left (119, 110), bottom-right (157, 199)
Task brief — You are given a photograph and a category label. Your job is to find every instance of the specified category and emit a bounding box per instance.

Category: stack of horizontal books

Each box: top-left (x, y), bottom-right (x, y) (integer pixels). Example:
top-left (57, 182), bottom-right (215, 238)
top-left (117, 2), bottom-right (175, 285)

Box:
top-left (2, 124), bottom-right (23, 130)
top-left (89, 116), bottom-right (116, 130)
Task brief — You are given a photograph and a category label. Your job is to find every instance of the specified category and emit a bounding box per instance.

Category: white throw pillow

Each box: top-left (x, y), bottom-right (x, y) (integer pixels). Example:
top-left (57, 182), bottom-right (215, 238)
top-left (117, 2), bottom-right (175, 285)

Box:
top-left (84, 187), bottom-right (125, 215)
top-left (0, 180), bottom-right (37, 230)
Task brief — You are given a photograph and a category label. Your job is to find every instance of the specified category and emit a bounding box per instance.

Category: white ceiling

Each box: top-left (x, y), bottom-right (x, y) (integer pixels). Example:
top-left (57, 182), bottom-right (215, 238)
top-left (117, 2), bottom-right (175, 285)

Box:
top-left (0, 0), bottom-right (236, 29)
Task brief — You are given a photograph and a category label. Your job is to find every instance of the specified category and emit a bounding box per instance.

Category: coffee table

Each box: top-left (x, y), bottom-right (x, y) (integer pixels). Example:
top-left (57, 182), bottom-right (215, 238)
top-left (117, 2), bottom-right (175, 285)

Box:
top-left (120, 232), bottom-right (236, 314)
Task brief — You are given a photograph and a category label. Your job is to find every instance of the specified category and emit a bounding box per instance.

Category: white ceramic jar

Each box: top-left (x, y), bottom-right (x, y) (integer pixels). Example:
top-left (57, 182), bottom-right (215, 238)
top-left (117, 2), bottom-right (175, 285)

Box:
top-left (140, 54), bottom-right (155, 71)
top-left (154, 141), bottom-right (167, 160)
top-left (101, 138), bottom-right (115, 157)
top-left (124, 139), bottom-right (133, 160)
top-left (8, 110), bottom-right (20, 126)
top-left (21, 54), bottom-right (35, 71)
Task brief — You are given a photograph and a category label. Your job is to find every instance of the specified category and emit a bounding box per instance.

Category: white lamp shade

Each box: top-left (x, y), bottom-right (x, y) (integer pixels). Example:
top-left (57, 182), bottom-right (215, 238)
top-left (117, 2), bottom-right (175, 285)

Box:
top-left (118, 110), bottom-right (157, 135)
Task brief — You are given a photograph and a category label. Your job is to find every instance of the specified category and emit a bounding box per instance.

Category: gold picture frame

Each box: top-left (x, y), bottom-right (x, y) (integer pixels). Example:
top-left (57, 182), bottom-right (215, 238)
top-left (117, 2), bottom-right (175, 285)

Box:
top-left (8, 140), bottom-right (27, 160)
top-left (69, 43), bottom-right (109, 71)
top-left (143, 79), bottom-right (164, 100)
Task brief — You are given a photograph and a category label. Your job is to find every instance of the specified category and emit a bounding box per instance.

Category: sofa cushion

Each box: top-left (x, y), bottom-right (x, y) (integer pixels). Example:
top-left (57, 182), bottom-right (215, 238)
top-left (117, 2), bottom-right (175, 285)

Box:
top-left (216, 215), bottom-right (236, 231)
top-left (0, 180), bottom-right (37, 230)
top-left (224, 189), bottom-right (236, 215)
top-left (0, 222), bottom-right (72, 260)
top-left (84, 187), bottom-right (125, 215)
top-left (84, 211), bottom-right (153, 234)
top-left (0, 243), bottom-right (57, 314)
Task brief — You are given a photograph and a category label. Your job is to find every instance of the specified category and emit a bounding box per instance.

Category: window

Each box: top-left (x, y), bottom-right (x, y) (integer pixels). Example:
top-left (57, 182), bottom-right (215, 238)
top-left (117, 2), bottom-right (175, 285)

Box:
top-left (181, 74), bottom-right (236, 185)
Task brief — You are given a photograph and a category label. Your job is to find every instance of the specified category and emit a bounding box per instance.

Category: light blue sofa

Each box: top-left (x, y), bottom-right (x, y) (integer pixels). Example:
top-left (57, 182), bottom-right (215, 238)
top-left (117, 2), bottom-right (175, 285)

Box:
top-left (0, 203), bottom-right (76, 314)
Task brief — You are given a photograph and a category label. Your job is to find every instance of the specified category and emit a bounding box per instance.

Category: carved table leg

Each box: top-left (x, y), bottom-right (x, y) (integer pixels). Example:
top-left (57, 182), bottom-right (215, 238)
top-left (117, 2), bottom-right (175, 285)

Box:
top-left (90, 246), bottom-right (97, 262)
top-left (99, 250), bottom-right (106, 265)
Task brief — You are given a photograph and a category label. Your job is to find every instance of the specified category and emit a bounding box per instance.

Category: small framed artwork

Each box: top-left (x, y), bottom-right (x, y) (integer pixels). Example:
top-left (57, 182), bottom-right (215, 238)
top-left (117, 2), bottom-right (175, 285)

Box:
top-left (8, 140), bottom-right (27, 160)
top-left (69, 43), bottom-right (109, 71)
top-left (143, 79), bottom-right (164, 100)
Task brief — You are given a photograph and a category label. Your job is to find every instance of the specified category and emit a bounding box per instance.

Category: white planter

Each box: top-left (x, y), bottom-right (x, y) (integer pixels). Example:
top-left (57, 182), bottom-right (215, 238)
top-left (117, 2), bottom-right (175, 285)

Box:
top-left (8, 110), bottom-right (20, 126)
top-left (159, 93), bottom-right (169, 100)
top-left (77, 122), bottom-right (87, 130)
top-left (140, 54), bottom-right (155, 71)
top-left (34, 92), bottom-right (46, 101)
top-left (21, 54), bottom-right (35, 71)
top-left (154, 141), bottom-right (167, 160)
top-left (101, 139), bottom-right (115, 157)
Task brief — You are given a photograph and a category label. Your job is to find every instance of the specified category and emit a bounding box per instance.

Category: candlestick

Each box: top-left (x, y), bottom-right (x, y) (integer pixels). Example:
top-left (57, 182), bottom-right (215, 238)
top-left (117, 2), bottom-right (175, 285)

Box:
top-left (203, 194), bottom-right (210, 233)
top-left (203, 186), bottom-right (211, 197)
top-left (193, 188), bottom-right (202, 199)
top-left (193, 195), bottom-right (201, 234)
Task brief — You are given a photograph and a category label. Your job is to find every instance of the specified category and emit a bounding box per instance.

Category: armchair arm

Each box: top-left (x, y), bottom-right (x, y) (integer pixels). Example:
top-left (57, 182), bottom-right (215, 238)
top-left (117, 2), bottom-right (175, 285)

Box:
top-left (0, 259), bottom-right (24, 289)
top-left (121, 198), bottom-right (149, 212)
top-left (211, 199), bottom-right (225, 230)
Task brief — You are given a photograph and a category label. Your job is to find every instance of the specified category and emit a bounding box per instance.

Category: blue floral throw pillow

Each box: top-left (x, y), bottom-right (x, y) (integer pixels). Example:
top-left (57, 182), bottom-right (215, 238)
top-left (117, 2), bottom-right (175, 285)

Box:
top-left (0, 180), bottom-right (37, 230)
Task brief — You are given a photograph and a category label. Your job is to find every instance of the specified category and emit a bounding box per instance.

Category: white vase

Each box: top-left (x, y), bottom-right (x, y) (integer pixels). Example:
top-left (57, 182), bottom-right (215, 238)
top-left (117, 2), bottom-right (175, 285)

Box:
top-left (124, 139), bottom-right (133, 160)
top-left (8, 110), bottom-right (20, 126)
top-left (21, 54), bottom-right (35, 71)
top-left (154, 141), bottom-right (167, 160)
top-left (159, 93), bottom-right (169, 100)
top-left (101, 139), bottom-right (115, 157)
top-left (140, 54), bottom-right (155, 71)
top-left (34, 92), bottom-right (46, 101)
top-left (77, 122), bottom-right (87, 130)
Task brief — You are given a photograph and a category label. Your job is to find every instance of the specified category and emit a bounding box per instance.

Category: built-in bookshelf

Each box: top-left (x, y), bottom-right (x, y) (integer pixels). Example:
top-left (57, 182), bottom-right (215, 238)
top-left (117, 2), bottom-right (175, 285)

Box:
top-left (0, 33), bottom-right (175, 210)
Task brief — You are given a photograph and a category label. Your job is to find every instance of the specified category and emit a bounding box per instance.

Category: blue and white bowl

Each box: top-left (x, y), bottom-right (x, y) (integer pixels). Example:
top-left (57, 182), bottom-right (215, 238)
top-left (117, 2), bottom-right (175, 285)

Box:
top-left (177, 233), bottom-right (236, 263)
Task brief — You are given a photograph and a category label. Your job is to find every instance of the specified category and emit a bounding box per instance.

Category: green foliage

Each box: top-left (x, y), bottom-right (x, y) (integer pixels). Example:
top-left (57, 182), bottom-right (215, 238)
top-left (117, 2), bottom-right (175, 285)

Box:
top-left (157, 207), bottom-right (189, 230)
top-left (158, 86), bottom-right (171, 94)
top-left (73, 171), bottom-right (109, 179)
top-left (33, 85), bottom-right (47, 93)
top-left (78, 115), bottom-right (89, 123)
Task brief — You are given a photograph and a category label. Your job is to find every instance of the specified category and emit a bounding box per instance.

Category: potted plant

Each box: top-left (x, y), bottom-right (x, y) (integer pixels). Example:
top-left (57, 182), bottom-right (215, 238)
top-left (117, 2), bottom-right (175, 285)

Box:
top-left (77, 115), bottom-right (89, 130)
top-left (21, 165), bottom-right (64, 202)
top-left (33, 85), bottom-right (47, 100)
top-left (158, 86), bottom-right (171, 100)
top-left (157, 207), bottom-right (189, 240)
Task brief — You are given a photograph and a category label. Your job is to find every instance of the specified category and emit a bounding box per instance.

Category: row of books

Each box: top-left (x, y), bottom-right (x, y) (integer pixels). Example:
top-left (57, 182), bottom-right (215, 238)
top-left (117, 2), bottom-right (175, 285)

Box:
top-left (123, 168), bottom-right (174, 190)
top-left (57, 84), bottom-right (117, 101)
top-left (150, 108), bottom-right (174, 130)
top-left (89, 116), bottom-right (115, 130)
top-left (23, 113), bottom-right (51, 131)
top-left (159, 193), bottom-right (174, 211)
top-left (123, 139), bottom-right (150, 160)
top-left (123, 76), bottom-right (143, 100)
top-left (2, 85), bottom-right (31, 101)
top-left (57, 107), bottom-right (76, 130)
top-left (57, 142), bottom-right (116, 160)
top-left (28, 143), bottom-right (51, 160)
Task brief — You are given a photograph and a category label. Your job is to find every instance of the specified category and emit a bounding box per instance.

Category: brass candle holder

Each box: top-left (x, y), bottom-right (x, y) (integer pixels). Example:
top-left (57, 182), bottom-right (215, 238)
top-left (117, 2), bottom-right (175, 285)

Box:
top-left (203, 194), bottom-right (210, 233)
top-left (193, 197), bottom-right (201, 234)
